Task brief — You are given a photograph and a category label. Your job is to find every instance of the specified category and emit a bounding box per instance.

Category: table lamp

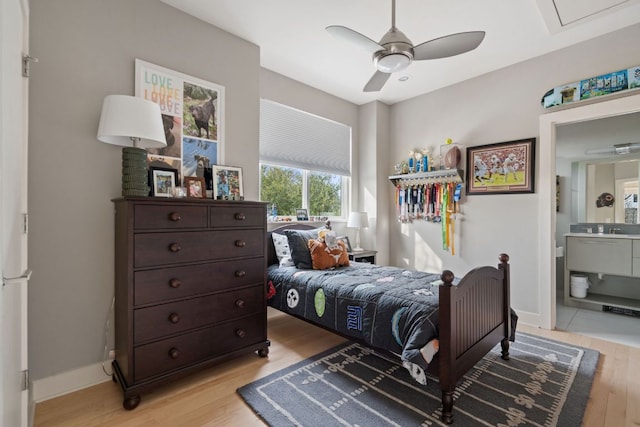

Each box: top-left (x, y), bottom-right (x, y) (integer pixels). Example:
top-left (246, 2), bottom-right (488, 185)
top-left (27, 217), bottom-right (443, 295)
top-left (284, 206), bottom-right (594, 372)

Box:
top-left (97, 95), bottom-right (166, 197)
top-left (347, 211), bottom-right (369, 252)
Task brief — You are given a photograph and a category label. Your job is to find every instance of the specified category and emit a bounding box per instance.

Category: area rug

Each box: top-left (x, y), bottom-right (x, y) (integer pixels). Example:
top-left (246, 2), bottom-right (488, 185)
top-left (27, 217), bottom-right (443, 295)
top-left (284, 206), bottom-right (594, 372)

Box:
top-left (237, 333), bottom-right (599, 426)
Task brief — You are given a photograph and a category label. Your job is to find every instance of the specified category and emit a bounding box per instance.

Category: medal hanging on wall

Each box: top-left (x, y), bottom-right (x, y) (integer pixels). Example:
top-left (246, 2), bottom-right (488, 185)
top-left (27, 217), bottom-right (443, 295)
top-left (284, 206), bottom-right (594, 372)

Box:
top-left (441, 184), bottom-right (448, 251)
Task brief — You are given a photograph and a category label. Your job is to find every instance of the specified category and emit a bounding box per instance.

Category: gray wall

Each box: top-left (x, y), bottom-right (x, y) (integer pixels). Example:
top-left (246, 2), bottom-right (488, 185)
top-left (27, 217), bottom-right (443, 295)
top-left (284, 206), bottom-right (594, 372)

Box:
top-left (28, 0), bottom-right (363, 388)
top-left (27, 0), bottom-right (640, 397)
top-left (28, 0), bottom-right (261, 381)
top-left (388, 23), bottom-right (640, 316)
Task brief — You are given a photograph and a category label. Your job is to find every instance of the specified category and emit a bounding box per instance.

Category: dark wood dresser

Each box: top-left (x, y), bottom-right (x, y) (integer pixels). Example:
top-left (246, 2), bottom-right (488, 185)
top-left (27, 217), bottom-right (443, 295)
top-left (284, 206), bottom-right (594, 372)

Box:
top-left (111, 197), bottom-right (269, 409)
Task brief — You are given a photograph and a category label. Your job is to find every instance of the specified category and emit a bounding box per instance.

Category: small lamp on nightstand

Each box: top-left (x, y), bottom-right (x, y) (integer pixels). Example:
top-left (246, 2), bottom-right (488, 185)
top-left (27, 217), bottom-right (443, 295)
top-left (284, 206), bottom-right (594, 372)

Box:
top-left (97, 95), bottom-right (166, 197)
top-left (347, 211), bottom-right (369, 252)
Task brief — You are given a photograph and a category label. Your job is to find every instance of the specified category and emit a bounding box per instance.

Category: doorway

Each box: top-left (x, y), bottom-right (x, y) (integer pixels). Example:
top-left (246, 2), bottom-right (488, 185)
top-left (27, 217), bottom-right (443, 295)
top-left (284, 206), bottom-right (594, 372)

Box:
top-left (539, 93), bottom-right (640, 331)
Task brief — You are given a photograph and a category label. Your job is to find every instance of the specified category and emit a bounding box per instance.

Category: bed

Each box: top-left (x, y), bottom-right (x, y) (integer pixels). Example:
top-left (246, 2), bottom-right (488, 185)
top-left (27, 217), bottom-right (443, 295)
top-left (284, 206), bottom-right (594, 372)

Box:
top-left (266, 223), bottom-right (514, 424)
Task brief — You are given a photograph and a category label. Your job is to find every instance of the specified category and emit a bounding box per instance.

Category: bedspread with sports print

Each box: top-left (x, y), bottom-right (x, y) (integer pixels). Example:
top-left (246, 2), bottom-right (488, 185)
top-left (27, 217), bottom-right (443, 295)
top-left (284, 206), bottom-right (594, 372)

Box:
top-left (267, 262), bottom-right (455, 372)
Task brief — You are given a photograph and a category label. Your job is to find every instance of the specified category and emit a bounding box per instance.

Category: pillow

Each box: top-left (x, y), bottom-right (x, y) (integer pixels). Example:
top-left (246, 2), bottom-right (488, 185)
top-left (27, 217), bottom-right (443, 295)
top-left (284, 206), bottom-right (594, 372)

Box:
top-left (284, 227), bottom-right (326, 269)
top-left (308, 237), bottom-right (350, 270)
top-left (271, 233), bottom-right (294, 267)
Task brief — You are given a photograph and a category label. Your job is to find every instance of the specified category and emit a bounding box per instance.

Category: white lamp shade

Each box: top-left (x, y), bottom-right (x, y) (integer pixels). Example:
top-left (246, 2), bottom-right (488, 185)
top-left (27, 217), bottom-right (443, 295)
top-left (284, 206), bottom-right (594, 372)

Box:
top-left (97, 95), bottom-right (167, 149)
top-left (347, 212), bottom-right (369, 229)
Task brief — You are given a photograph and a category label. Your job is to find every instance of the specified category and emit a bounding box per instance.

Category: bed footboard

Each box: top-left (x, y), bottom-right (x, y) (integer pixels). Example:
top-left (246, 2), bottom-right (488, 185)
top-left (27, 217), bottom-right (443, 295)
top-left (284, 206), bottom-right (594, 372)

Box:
top-left (437, 253), bottom-right (511, 424)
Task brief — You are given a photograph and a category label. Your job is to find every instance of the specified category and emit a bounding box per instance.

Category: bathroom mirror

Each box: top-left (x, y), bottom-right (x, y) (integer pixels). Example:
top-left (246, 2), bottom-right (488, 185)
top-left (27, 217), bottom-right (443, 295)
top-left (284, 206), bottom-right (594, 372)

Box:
top-left (556, 111), bottom-right (640, 225)
top-left (571, 157), bottom-right (639, 224)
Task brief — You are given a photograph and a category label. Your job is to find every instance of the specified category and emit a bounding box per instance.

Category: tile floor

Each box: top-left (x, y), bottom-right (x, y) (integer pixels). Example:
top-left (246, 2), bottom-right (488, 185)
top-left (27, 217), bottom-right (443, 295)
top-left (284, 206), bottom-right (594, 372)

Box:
top-left (556, 295), bottom-right (640, 348)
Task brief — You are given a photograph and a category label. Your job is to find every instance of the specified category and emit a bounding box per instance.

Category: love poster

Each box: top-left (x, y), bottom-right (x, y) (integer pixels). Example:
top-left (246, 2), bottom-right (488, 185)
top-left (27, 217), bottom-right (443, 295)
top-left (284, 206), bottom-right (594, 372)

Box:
top-left (135, 59), bottom-right (225, 184)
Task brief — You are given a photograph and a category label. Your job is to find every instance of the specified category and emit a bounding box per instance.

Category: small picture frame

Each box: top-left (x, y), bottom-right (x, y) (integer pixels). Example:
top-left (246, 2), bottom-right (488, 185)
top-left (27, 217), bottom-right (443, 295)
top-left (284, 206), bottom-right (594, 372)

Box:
top-left (149, 166), bottom-right (178, 198)
top-left (212, 165), bottom-right (243, 200)
top-left (337, 235), bottom-right (352, 252)
top-left (184, 176), bottom-right (207, 198)
top-left (296, 208), bottom-right (309, 221)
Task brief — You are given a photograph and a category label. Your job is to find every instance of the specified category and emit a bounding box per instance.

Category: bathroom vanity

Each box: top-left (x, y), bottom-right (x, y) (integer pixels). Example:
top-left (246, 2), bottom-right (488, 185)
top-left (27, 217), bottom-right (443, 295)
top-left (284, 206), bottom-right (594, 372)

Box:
top-left (564, 232), bottom-right (640, 314)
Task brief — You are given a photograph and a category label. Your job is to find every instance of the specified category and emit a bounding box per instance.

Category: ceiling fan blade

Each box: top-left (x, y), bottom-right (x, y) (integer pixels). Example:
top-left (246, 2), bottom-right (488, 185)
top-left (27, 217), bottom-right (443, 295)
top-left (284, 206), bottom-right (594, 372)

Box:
top-left (413, 31), bottom-right (485, 61)
top-left (363, 71), bottom-right (391, 92)
top-left (326, 25), bottom-right (385, 54)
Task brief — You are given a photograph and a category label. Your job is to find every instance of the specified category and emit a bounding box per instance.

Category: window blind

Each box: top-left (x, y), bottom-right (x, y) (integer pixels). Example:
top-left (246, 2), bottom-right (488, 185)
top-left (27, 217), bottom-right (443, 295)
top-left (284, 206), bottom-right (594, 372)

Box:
top-left (259, 99), bottom-right (351, 176)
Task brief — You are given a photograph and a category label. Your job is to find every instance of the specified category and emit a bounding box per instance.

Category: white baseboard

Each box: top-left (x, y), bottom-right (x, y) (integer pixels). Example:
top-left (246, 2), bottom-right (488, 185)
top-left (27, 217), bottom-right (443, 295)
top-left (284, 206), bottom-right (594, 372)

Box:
top-left (515, 309), bottom-right (540, 329)
top-left (32, 362), bottom-right (112, 403)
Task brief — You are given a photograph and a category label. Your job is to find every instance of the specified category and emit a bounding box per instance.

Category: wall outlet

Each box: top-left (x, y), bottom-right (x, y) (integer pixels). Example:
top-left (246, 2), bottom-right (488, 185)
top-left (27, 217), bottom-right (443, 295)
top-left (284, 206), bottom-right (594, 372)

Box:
top-left (108, 349), bottom-right (116, 360)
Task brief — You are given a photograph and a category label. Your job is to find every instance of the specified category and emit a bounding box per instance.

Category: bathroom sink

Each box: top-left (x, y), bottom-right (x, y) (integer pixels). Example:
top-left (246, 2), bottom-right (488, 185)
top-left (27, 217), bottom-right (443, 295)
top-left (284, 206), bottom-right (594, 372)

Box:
top-left (565, 232), bottom-right (640, 239)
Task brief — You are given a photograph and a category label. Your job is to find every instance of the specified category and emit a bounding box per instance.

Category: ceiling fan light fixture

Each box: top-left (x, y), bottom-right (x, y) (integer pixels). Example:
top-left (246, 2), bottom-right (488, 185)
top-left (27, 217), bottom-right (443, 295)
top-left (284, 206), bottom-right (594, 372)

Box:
top-left (614, 143), bottom-right (632, 155)
top-left (374, 52), bottom-right (412, 73)
top-left (327, 0), bottom-right (485, 92)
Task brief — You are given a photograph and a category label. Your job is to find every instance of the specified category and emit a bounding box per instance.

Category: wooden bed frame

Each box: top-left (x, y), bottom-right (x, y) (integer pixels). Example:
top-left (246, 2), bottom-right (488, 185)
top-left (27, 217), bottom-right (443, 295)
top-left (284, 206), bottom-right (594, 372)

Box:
top-left (267, 224), bottom-right (511, 424)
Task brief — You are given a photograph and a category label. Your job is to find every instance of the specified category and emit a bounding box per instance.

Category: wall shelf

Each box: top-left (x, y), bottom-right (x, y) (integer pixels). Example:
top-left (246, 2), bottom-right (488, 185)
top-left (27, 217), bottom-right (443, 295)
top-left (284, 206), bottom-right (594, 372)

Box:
top-left (388, 169), bottom-right (464, 186)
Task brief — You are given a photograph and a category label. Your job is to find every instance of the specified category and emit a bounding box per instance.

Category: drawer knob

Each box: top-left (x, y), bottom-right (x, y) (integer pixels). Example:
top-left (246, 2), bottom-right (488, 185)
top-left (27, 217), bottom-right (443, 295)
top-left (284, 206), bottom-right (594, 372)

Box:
top-left (168, 313), bottom-right (180, 324)
top-left (234, 213), bottom-right (246, 221)
top-left (235, 240), bottom-right (246, 248)
top-left (169, 212), bottom-right (181, 222)
top-left (235, 329), bottom-right (246, 338)
top-left (235, 299), bottom-right (246, 308)
top-left (168, 348), bottom-right (180, 359)
top-left (235, 270), bottom-right (246, 278)
top-left (169, 243), bottom-right (181, 252)
top-left (169, 278), bottom-right (181, 288)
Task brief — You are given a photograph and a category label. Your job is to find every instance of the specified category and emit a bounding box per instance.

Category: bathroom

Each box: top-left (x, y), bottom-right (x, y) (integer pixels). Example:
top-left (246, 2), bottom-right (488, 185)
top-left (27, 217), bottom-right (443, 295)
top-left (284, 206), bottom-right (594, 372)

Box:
top-left (555, 111), bottom-right (640, 347)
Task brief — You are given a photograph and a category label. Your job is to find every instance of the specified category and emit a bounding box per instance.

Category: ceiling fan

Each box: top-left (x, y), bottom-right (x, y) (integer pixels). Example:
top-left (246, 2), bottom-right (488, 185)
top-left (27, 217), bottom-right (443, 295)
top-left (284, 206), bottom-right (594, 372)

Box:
top-left (585, 142), bottom-right (640, 155)
top-left (326, 0), bottom-right (485, 92)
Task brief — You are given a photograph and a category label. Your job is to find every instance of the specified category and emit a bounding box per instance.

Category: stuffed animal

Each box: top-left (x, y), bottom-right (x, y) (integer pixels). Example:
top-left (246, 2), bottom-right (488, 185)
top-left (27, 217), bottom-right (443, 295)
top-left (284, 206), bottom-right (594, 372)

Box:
top-left (308, 230), bottom-right (350, 270)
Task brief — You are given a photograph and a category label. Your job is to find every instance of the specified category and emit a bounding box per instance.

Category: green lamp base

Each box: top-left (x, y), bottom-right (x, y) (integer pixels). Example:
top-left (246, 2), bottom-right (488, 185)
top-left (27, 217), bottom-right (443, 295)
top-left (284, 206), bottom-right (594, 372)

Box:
top-left (121, 147), bottom-right (149, 197)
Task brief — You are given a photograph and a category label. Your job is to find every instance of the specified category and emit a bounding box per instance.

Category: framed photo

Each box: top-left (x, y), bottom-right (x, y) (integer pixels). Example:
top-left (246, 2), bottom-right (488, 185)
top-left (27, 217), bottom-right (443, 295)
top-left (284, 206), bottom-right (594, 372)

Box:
top-left (149, 166), bottom-right (178, 197)
top-left (184, 176), bottom-right (206, 198)
top-left (466, 137), bottom-right (536, 195)
top-left (337, 235), bottom-right (352, 252)
top-left (296, 208), bottom-right (309, 221)
top-left (212, 165), bottom-right (243, 200)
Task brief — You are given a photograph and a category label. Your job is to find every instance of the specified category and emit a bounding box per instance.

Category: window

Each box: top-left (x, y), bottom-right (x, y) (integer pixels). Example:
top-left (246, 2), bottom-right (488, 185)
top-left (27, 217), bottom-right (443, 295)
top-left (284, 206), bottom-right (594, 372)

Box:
top-left (623, 179), bottom-right (639, 224)
top-left (259, 100), bottom-right (351, 219)
top-left (260, 164), bottom-right (345, 217)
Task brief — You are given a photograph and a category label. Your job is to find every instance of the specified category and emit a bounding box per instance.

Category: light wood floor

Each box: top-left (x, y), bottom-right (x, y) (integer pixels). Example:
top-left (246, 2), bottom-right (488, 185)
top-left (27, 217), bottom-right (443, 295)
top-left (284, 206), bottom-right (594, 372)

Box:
top-left (34, 308), bottom-right (640, 427)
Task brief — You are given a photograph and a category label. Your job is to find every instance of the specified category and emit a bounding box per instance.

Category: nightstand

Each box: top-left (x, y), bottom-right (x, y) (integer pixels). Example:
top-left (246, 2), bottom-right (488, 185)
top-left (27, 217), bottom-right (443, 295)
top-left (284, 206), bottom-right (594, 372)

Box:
top-left (348, 250), bottom-right (377, 264)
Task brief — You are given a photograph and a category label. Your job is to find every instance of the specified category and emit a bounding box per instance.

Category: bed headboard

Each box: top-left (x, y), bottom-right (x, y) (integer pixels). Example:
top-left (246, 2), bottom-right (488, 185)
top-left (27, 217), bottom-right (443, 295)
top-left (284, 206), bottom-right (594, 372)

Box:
top-left (266, 220), bottom-right (331, 266)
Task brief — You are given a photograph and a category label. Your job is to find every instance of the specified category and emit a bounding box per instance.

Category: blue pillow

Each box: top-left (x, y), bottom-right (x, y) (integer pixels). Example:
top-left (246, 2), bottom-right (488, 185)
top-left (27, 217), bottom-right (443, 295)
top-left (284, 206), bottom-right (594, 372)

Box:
top-left (284, 227), bottom-right (325, 269)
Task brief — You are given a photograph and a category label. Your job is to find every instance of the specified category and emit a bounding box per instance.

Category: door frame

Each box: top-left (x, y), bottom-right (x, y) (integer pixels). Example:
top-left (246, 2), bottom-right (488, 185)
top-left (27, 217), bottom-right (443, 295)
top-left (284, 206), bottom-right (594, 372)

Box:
top-left (539, 93), bottom-right (640, 330)
top-left (1, 0), bottom-right (30, 425)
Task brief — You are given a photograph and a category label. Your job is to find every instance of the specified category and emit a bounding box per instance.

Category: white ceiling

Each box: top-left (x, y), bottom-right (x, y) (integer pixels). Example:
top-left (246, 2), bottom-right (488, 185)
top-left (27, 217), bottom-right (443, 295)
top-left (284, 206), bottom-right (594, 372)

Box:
top-left (161, 0), bottom-right (640, 105)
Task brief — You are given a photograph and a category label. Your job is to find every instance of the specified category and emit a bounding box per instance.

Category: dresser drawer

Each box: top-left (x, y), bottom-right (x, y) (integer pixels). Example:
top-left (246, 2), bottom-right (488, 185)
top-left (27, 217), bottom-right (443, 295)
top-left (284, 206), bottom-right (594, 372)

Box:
top-left (135, 204), bottom-right (208, 230)
top-left (134, 286), bottom-right (264, 343)
top-left (211, 206), bottom-right (265, 229)
top-left (134, 230), bottom-right (265, 267)
top-left (134, 257), bottom-right (265, 306)
top-left (133, 313), bottom-right (266, 382)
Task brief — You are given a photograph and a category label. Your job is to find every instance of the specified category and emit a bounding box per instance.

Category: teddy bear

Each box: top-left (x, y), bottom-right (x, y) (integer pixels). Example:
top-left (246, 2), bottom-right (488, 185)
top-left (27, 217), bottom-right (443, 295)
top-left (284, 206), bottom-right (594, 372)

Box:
top-left (307, 229), bottom-right (350, 270)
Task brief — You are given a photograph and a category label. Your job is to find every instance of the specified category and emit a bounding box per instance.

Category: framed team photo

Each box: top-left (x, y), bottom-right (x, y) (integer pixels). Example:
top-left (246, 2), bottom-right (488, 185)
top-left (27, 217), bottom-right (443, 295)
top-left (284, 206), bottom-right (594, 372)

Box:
top-left (466, 138), bottom-right (536, 195)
